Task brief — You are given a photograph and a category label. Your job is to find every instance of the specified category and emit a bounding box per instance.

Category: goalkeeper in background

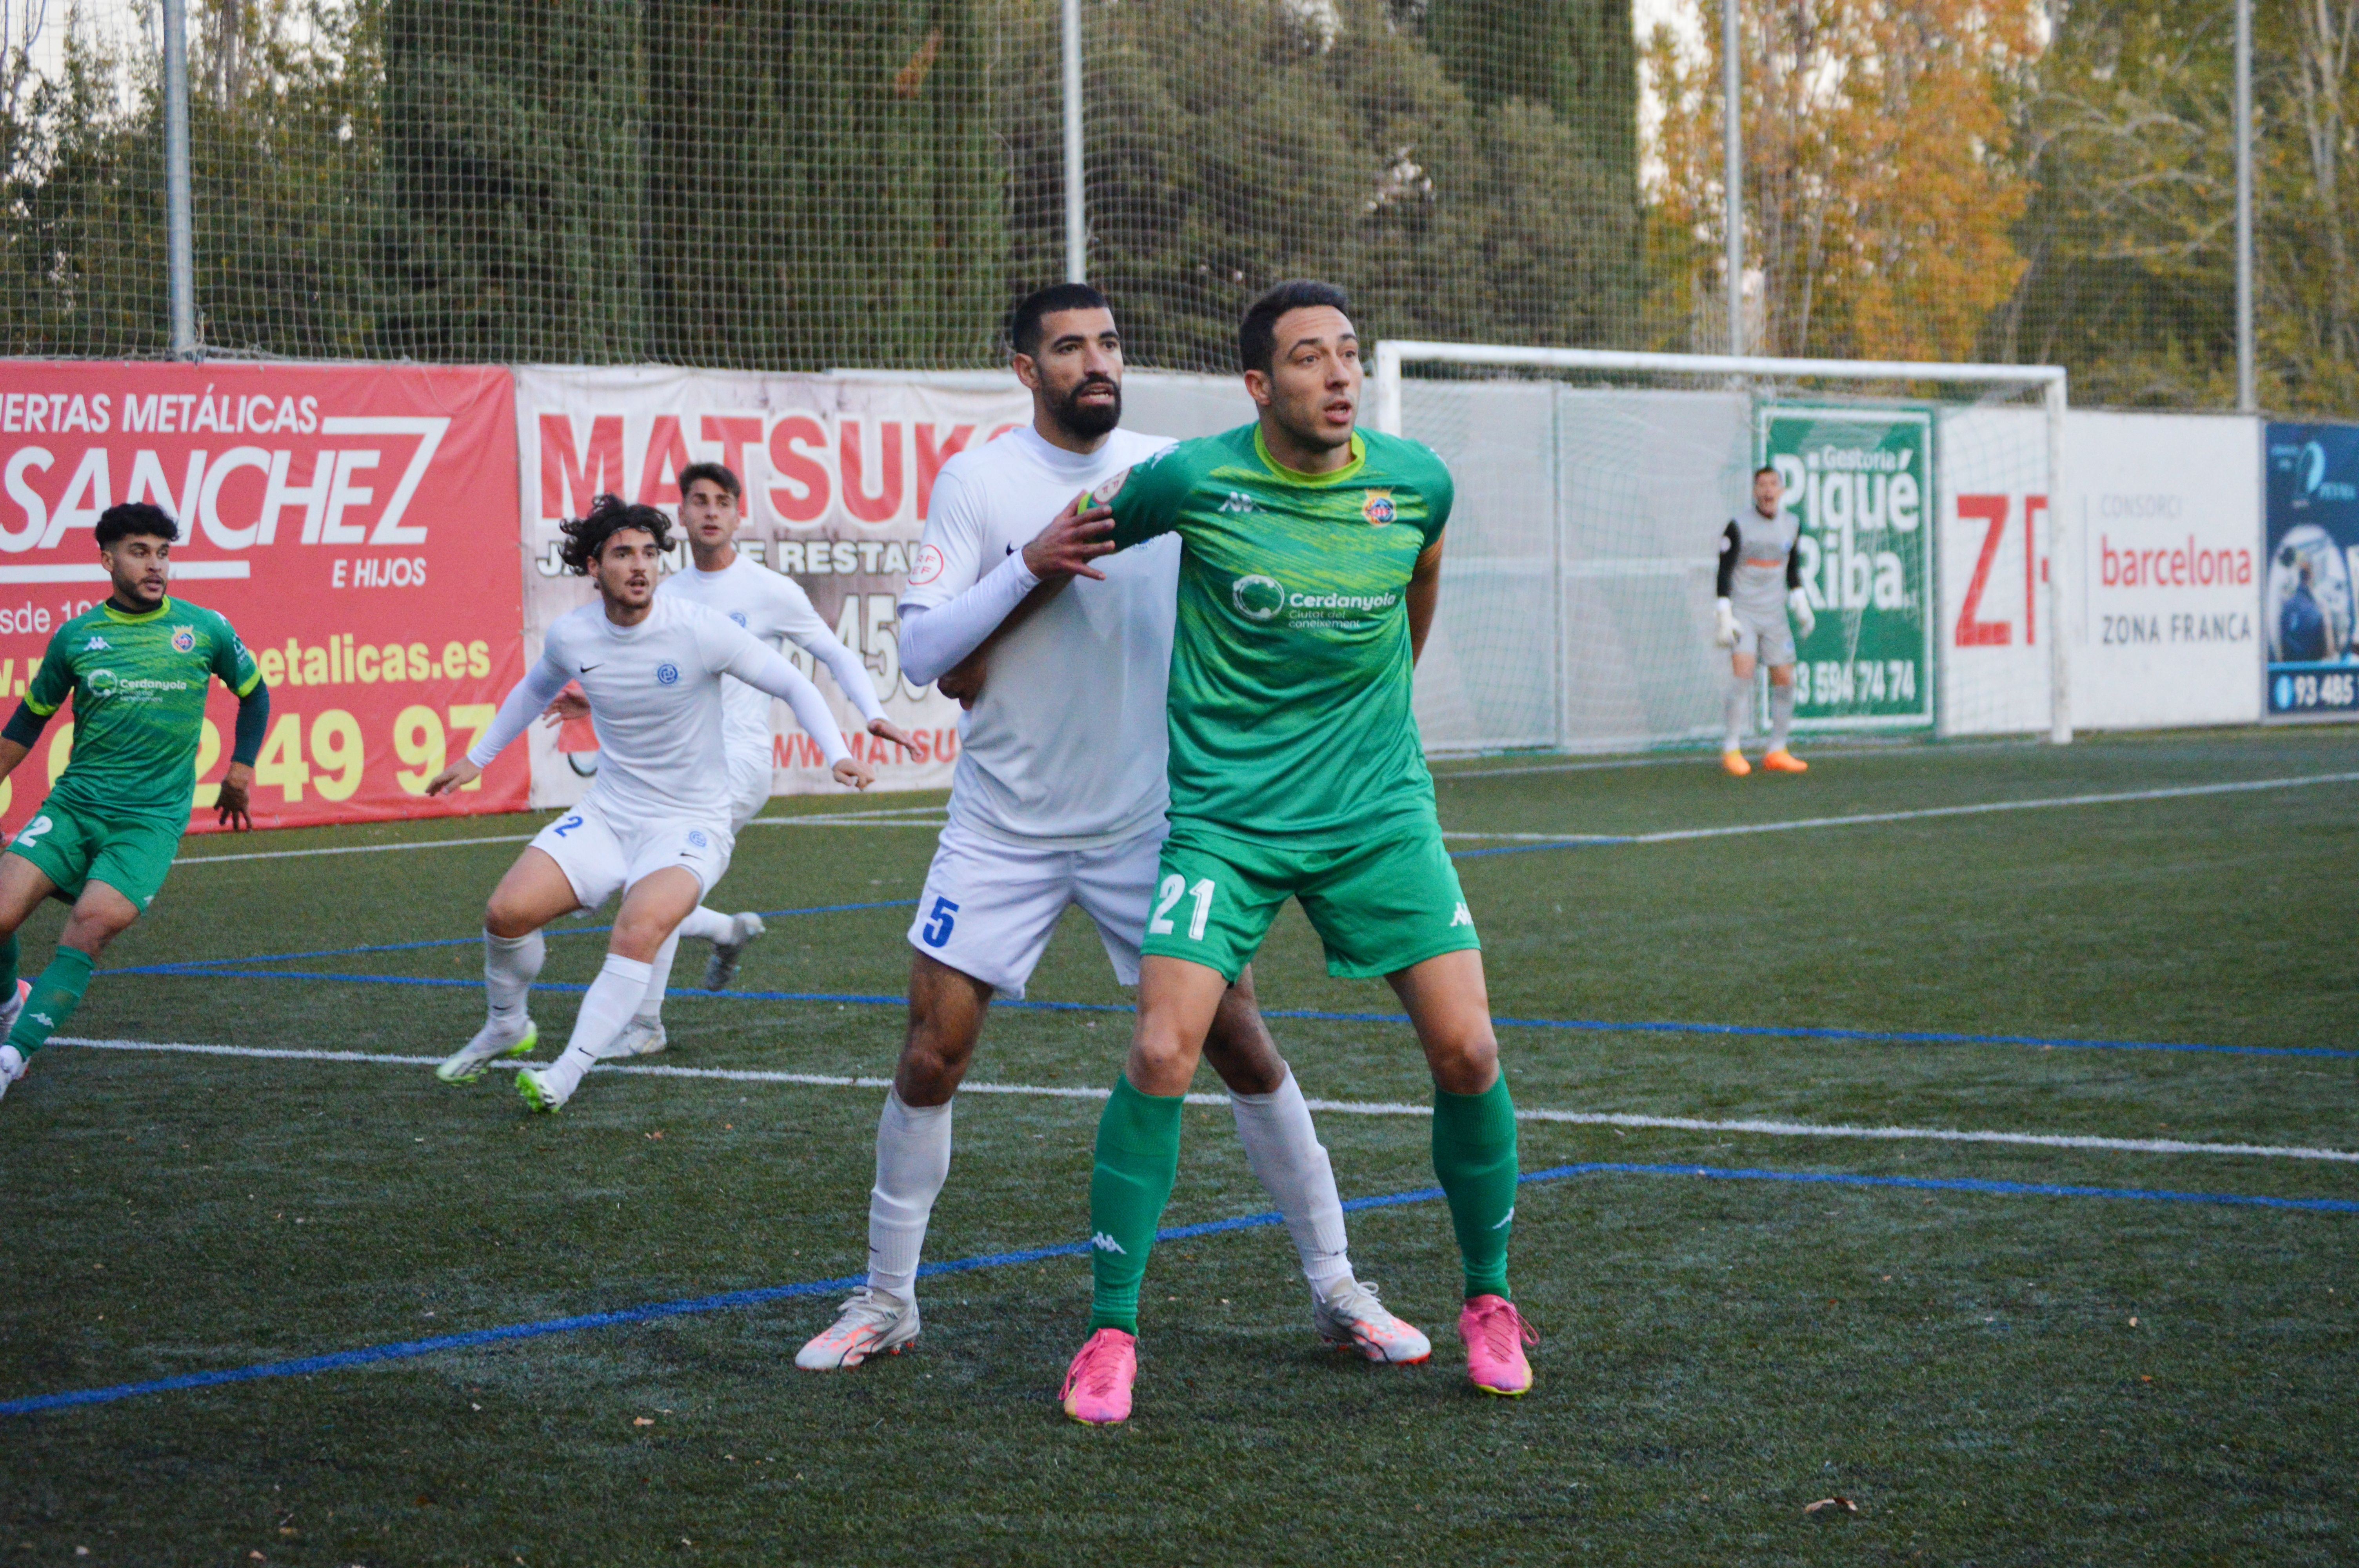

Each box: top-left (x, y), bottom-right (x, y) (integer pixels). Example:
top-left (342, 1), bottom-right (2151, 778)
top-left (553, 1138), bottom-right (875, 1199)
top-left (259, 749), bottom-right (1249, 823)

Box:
top-left (1713, 465), bottom-right (1814, 776)
top-left (0, 503), bottom-right (268, 1106)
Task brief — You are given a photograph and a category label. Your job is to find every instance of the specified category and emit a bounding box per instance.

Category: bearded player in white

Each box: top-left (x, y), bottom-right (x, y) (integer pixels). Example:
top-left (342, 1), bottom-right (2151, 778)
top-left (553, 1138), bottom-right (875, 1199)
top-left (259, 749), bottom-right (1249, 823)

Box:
top-left (540, 461), bottom-right (917, 1061)
top-left (795, 283), bottom-right (1428, 1370)
top-left (425, 497), bottom-right (874, 1111)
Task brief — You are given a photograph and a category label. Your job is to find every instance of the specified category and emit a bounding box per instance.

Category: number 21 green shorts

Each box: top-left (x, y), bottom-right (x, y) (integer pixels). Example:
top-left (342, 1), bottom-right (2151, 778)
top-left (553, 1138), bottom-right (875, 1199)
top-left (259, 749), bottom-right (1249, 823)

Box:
top-left (1140, 818), bottom-right (1480, 982)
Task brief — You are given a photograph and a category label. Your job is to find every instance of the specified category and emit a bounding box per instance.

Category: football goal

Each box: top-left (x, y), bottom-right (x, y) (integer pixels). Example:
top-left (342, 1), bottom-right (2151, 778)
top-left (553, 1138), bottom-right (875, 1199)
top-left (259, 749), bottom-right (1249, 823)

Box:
top-left (1370, 342), bottom-right (2070, 755)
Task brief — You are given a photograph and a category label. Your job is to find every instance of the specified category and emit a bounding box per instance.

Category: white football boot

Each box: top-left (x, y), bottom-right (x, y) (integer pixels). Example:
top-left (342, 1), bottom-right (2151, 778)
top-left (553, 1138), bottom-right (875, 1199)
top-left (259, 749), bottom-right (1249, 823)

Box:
top-left (514, 1063), bottom-right (572, 1113)
top-left (795, 1287), bottom-right (921, 1370)
top-left (0, 977), bottom-right (31, 1037)
top-left (702, 913), bottom-right (766, 990)
top-left (589, 1016), bottom-right (667, 1060)
top-left (0, 1043), bottom-right (24, 1105)
top-left (1313, 1279), bottom-right (1432, 1364)
top-left (434, 1016), bottom-right (538, 1084)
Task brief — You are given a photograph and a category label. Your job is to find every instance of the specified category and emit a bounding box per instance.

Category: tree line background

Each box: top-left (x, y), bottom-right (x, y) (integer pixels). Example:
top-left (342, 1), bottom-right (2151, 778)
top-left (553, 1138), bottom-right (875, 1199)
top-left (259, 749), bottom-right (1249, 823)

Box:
top-left (0, 0), bottom-right (2350, 412)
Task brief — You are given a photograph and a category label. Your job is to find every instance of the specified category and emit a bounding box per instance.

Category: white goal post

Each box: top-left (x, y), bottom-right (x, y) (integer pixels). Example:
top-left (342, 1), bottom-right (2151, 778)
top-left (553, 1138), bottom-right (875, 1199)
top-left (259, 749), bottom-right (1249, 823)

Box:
top-left (1371, 341), bottom-right (2072, 749)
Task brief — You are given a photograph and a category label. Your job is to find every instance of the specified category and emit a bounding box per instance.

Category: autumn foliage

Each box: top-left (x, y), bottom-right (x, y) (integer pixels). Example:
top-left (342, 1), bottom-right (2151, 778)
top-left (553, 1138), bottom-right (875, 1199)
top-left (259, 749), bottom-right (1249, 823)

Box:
top-left (1647, 0), bottom-right (2044, 362)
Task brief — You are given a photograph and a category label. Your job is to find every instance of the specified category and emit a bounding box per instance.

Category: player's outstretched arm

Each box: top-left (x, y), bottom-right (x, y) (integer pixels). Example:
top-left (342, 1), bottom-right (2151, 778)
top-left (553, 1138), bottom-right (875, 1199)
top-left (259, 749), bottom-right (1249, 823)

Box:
top-left (427, 655), bottom-right (570, 796)
top-left (726, 641), bottom-right (874, 791)
top-left (214, 678), bottom-right (271, 830)
top-left (1407, 536), bottom-right (1447, 666)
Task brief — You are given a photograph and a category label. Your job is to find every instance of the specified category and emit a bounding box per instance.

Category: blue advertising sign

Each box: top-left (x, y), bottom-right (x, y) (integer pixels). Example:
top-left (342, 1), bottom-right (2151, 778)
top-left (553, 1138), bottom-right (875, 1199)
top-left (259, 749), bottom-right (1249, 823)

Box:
top-left (2264, 423), bottom-right (2359, 717)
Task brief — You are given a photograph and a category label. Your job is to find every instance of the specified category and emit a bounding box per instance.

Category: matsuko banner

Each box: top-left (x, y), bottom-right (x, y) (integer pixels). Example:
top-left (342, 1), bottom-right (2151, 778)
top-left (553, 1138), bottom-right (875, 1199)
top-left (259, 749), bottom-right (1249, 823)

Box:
top-left (0, 363), bottom-right (526, 834)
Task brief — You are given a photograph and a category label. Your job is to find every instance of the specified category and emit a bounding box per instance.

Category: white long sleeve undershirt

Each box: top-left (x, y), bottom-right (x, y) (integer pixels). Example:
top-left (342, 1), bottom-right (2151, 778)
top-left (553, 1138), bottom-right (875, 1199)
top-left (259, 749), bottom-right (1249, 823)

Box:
top-left (469, 640), bottom-right (851, 770)
top-left (803, 628), bottom-right (888, 725)
top-left (896, 549), bottom-right (1042, 689)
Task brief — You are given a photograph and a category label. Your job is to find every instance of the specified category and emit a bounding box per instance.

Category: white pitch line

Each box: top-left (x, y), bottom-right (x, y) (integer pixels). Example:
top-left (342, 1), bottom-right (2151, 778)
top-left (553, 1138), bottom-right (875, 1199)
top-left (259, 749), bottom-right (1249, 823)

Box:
top-left (48, 1036), bottom-right (2359, 1165)
top-left (1442, 771), bottom-right (2359, 846)
top-left (167, 771), bottom-right (2357, 866)
top-left (1431, 736), bottom-right (2046, 782)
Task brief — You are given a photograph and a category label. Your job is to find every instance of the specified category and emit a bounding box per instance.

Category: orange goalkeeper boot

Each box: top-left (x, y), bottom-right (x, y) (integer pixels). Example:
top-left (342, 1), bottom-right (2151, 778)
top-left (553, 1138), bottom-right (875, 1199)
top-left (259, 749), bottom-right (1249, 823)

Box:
top-left (1720, 748), bottom-right (1751, 777)
top-left (1762, 748), bottom-right (1808, 773)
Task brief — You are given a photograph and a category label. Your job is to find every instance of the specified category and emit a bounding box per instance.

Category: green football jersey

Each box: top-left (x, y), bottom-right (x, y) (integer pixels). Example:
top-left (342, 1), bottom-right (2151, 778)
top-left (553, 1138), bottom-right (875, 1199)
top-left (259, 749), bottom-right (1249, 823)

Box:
top-left (1105, 422), bottom-right (1453, 844)
top-left (24, 597), bottom-right (261, 827)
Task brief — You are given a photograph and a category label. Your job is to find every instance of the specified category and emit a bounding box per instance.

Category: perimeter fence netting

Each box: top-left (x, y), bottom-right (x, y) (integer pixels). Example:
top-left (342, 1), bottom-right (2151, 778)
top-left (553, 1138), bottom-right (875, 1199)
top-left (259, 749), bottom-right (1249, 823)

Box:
top-left (8, 0), bottom-right (2349, 411)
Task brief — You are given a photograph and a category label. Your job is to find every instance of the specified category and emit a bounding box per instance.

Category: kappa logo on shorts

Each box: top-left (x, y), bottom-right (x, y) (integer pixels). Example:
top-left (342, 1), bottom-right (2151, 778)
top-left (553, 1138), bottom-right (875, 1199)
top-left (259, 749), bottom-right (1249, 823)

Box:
top-left (170, 626), bottom-right (196, 652)
top-left (655, 662), bottom-right (681, 686)
top-left (1449, 902), bottom-right (1474, 928)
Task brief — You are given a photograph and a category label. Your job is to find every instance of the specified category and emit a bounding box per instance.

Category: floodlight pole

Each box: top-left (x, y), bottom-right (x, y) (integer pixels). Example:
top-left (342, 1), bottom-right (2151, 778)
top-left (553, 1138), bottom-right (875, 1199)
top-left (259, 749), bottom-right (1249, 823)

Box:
top-left (2234, 0), bottom-right (2255, 412)
top-left (1721, 0), bottom-right (1743, 357)
top-left (162, 0), bottom-right (197, 358)
top-left (1061, 0), bottom-right (1085, 284)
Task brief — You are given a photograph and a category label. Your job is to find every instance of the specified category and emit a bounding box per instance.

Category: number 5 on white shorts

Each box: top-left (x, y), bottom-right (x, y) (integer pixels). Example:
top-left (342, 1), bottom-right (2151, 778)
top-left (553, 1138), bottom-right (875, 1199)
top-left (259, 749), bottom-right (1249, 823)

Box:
top-left (1148, 874), bottom-right (1216, 941)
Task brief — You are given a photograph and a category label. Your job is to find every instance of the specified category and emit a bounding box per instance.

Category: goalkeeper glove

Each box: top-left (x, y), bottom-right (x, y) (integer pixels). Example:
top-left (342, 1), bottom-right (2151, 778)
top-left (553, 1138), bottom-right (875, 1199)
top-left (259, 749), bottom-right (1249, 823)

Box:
top-left (1713, 597), bottom-right (1742, 648)
top-left (1788, 586), bottom-right (1817, 638)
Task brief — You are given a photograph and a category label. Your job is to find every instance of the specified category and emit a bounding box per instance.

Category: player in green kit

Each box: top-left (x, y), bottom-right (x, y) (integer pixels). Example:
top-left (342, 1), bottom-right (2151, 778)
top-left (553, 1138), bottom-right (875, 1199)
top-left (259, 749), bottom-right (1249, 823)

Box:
top-left (1053, 281), bottom-right (1532, 1424)
top-left (0, 503), bottom-right (268, 1107)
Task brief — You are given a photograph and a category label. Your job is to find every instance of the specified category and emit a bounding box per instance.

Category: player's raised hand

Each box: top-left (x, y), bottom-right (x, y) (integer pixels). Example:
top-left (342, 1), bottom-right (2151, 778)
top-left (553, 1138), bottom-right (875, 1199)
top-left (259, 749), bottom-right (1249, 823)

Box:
top-left (867, 716), bottom-right (918, 752)
top-left (215, 762), bottom-right (254, 831)
top-left (425, 757), bottom-right (483, 797)
top-left (832, 756), bottom-right (876, 791)
top-left (1022, 492), bottom-right (1116, 583)
top-left (539, 684), bottom-right (590, 726)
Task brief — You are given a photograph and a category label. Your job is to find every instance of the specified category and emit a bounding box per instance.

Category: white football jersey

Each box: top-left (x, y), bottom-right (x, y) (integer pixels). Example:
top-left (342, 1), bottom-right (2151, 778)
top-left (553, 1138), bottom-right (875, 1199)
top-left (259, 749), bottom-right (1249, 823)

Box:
top-left (902, 424), bottom-right (1178, 848)
top-left (658, 554), bottom-right (844, 768)
top-left (529, 595), bottom-right (772, 823)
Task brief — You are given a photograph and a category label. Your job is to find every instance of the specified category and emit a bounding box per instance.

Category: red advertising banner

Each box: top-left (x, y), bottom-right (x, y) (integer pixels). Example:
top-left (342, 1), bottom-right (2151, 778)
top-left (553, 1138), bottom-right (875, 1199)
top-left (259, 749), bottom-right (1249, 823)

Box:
top-left (0, 362), bottom-right (525, 833)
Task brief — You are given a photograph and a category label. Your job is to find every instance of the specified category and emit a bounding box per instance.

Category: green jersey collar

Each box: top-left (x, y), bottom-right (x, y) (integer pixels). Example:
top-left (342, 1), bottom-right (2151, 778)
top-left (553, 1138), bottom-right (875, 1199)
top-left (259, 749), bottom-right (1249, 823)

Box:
top-left (101, 596), bottom-right (173, 625)
top-left (1252, 425), bottom-right (1366, 487)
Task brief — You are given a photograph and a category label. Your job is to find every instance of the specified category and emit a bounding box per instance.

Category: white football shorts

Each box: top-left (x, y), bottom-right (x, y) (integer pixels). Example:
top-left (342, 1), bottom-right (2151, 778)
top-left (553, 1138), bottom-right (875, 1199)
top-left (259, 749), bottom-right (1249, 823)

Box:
top-left (905, 818), bottom-right (1164, 1000)
top-left (728, 750), bottom-right (773, 832)
top-left (531, 793), bottom-right (735, 910)
top-left (1734, 606), bottom-right (1796, 668)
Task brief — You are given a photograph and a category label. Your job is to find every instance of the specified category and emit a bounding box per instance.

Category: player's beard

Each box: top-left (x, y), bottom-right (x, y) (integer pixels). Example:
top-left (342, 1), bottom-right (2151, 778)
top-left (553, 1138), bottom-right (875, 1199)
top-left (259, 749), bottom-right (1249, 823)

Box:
top-left (1049, 374), bottom-right (1122, 441)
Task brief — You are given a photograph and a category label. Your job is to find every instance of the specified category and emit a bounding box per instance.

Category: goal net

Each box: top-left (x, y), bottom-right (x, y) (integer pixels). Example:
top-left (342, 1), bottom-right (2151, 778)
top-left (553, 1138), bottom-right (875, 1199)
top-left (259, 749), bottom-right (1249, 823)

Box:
top-left (1374, 343), bottom-right (2068, 755)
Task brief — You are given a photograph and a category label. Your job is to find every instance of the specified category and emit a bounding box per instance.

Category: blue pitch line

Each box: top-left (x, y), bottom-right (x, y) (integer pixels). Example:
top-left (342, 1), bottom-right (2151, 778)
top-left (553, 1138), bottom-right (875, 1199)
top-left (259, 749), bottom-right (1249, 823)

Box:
top-left (6, 1158), bottom-right (2353, 1417)
top-left (109, 963), bottom-right (2357, 1061)
top-left (111, 900), bottom-right (920, 975)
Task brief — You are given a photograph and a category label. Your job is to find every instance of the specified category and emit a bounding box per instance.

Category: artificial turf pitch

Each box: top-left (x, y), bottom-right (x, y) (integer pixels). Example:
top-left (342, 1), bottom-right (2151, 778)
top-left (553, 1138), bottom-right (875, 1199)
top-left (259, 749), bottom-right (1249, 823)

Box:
top-left (3, 728), bottom-right (2355, 1565)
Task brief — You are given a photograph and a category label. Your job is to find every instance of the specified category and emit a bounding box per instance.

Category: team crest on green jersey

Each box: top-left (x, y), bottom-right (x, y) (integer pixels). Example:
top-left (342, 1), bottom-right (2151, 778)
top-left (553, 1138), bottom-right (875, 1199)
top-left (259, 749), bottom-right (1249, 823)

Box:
top-left (1361, 489), bottom-right (1396, 526)
top-left (170, 626), bottom-right (196, 652)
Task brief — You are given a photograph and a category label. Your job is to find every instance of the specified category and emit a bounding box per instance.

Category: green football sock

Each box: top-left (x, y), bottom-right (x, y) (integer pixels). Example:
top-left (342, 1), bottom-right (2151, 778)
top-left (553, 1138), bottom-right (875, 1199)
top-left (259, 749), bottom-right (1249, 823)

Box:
top-left (1086, 1074), bottom-right (1186, 1336)
top-left (8, 945), bottom-right (93, 1060)
top-left (1432, 1075), bottom-right (1519, 1300)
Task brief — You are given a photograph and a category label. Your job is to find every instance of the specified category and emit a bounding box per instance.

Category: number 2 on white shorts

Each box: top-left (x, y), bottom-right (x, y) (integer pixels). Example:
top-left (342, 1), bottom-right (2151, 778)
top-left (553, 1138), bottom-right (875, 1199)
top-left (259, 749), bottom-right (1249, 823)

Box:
top-left (1148, 874), bottom-right (1216, 941)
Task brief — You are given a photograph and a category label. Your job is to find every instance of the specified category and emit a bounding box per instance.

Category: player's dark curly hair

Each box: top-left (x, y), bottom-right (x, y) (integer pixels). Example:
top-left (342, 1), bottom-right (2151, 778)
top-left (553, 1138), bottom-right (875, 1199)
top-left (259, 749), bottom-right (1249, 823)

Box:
top-left (558, 494), bottom-right (671, 575)
top-left (95, 503), bottom-right (179, 549)
top-left (1239, 279), bottom-right (1352, 374)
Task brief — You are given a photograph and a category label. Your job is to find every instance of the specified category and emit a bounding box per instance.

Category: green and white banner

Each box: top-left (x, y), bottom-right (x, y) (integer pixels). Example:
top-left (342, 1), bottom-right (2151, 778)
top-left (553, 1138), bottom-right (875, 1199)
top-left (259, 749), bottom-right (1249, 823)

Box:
top-left (1759, 405), bottom-right (1937, 732)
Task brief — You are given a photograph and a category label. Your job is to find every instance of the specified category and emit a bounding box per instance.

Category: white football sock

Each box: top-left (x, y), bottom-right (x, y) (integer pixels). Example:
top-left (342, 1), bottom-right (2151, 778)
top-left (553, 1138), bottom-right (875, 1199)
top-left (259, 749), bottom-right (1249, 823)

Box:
top-left (1768, 683), bottom-right (1797, 750)
top-left (483, 929), bottom-right (544, 1025)
top-left (1230, 1067), bottom-right (1355, 1302)
top-left (541, 953), bottom-right (652, 1099)
top-left (678, 905), bottom-right (734, 943)
top-left (866, 1089), bottom-right (954, 1300)
top-left (1723, 674), bottom-right (1750, 751)
top-left (637, 931), bottom-right (681, 1022)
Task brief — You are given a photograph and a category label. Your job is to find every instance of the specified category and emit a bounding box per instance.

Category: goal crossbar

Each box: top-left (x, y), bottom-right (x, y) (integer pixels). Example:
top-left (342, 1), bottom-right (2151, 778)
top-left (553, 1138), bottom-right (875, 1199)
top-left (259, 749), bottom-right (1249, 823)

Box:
top-left (1369, 341), bottom-right (2073, 745)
